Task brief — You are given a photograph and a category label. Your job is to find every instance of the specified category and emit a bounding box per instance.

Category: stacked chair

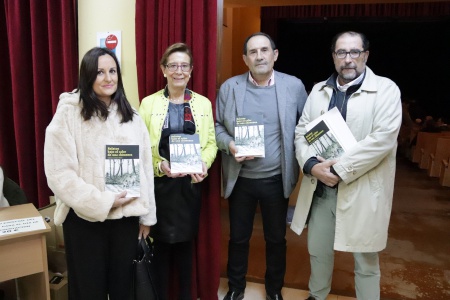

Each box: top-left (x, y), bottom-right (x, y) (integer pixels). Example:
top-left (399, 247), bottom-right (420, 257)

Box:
top-left (410, 131), bottom-right (450, 187)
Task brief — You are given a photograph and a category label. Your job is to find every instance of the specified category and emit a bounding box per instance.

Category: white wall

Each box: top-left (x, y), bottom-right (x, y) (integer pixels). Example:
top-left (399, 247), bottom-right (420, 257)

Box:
top-left (78, 0), bottom-right (139, 108)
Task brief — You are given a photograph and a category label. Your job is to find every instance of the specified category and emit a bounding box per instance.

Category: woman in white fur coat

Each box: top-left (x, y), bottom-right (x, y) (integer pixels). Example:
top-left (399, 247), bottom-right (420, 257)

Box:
top-left (44, 47), bottom-right (156, 300)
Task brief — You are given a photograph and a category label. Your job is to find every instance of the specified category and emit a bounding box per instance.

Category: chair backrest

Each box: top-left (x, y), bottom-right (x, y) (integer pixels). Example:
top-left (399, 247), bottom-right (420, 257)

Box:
top-left (3, 177), bottom-right (28, 206)
top-left (412, 132), bottom-right (441, 163)
top-left (413, 132), bottom-right (450, 163)
top-left (429, 138), bottom-right (450, 177)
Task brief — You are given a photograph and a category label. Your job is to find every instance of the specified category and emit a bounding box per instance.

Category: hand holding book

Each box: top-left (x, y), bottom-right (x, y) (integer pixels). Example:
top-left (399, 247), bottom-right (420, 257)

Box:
top-left (229, 140), bottom-right (255, 163)
top-left (160, 160), bottom-right (188, 178)
top-left (190, 161), bottom-right (208, 183)
top-left (310, 156), bottom-right (340, 187)
top-left (160, 160), bottom-right (207, 182)
top-left (234, 114), bottom-right (265, 158)
top-left (169, 134), bottom-right (203, 175)
top-left (112, 190), bottom-right (136, 208)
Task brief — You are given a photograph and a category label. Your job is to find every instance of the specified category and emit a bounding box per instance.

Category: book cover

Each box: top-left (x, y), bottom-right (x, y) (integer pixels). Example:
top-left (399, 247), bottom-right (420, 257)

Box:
top-left (169, 133), bottom-right (202, 174)
top-left (105, 145), bottom-right (140, 197)
top-left (305, 107), bottom-right (357, 159)
top-left (234, 114), bottom-right (265, 157)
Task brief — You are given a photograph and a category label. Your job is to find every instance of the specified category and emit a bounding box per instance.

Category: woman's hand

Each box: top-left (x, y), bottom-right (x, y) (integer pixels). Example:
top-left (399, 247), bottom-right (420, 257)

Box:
top-left (161, 160), bottom-right (187, 178)
top-left (138, 224), bottom-right (150, 239)
top-left (190, 161), bottom-right (208, 183)
top-left (112, 191), bottom-right (135, 207)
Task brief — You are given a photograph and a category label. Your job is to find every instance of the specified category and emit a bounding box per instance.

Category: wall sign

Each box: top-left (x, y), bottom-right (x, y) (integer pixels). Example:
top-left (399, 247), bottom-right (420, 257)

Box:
top-left (97, 31), bottom-right (122, 66)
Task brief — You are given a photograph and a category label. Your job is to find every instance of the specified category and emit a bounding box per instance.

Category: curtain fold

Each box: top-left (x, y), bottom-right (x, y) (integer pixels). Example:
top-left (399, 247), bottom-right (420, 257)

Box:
top-left (135, 0), bottom-right (220, 298)
top-left (0, 0), bottom-right (78, 208)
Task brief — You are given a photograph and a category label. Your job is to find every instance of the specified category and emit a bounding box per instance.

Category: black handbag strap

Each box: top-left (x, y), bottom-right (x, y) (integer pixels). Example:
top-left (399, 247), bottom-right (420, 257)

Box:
top-left (136, 236), bottom-right (154, 261)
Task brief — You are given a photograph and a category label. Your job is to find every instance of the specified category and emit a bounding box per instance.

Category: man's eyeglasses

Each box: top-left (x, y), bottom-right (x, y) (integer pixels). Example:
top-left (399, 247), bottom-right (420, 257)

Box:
top-left (334, 49), bottom-right (366, 59)
top-left (165, 63), bottom-right (192, 72)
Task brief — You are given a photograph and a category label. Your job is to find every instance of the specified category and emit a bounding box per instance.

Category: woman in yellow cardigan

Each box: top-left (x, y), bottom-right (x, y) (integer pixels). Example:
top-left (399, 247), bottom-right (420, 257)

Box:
top-left (138, 43), bottom-right (217, 299)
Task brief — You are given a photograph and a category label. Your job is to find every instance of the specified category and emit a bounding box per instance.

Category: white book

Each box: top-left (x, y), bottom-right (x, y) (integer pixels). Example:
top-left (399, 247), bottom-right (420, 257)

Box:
top-left (105, 145), bottom-right (140, 197)
top-left (305, 107), bottom-right (357, 159)
top-left (169, 133), bottom-right (203, 174)
top-left (234, 114), bottom-right (265, 157)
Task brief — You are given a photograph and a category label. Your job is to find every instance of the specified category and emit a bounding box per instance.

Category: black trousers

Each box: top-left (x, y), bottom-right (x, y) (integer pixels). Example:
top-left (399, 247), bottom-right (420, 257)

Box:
top-left (227, 175), bottom-right (288, 294)
top-left (63, 209), bottom-right (139, 300)
top-left (153, 240), bottom-right (194, 300)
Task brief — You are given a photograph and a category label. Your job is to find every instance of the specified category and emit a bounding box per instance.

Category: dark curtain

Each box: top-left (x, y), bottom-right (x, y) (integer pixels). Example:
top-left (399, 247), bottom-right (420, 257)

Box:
top-left (135, 0), bottom-right (221, 299)
top-left (0, 0), bottom-right (78, 208)
top-left (261, 2), bottom-right (450, 40)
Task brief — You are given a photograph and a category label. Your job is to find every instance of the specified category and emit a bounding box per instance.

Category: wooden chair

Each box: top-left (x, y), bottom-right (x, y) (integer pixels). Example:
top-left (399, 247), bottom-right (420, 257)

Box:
top-left (413, 132), bottom-right (450, 166)
top-left (412, 132), bottom-right (440, 164)
top-left (427, 137), bottom-right (450, 177)
top-left (438, 157), bottom-right (450, 187)
top-left (419, 133), bottom-right (450, 169)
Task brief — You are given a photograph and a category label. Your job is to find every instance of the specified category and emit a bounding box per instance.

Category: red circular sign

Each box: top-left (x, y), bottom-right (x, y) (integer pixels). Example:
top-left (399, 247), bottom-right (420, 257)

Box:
top-left (105, 34), bottom-right (118, 50)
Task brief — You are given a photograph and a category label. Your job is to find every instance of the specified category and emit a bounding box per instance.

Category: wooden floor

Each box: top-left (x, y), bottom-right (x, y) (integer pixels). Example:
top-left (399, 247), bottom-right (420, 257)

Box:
top-left (220, 156), bottom-right (450, 299)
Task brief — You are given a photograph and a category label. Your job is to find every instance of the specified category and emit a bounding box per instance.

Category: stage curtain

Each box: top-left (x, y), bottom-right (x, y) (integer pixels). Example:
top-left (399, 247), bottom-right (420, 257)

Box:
top-left (0, 0), bottom-right (78, 208)
top-left (261, 2), bottom-right (450, 41)
top-left (135, 0), bottom-right (221, 299)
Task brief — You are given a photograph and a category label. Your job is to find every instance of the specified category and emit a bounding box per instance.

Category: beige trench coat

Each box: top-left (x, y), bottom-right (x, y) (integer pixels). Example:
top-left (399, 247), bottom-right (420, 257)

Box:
top-left (291, 67), bottom-right (402, 252)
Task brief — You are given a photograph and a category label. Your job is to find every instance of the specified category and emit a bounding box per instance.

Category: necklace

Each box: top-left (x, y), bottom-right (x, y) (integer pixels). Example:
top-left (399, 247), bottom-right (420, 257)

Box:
top-left (169, 97), bottom-right (184, 104)
top-left (168, 89), bottom-right (184, 103)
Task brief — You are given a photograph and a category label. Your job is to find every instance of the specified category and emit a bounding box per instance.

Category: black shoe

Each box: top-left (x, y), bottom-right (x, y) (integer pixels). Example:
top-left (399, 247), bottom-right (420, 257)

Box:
top-left (266, 293), bottom-right (283, 300)
top-left (305, 296), bottom-right (316, 300)
top-left (223, 290), bottom-right (244, 300)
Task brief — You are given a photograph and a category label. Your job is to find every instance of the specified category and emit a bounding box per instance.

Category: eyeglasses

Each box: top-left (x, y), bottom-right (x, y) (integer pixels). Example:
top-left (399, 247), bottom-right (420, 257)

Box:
top-left (334, 49), bottom-right (366, 59)
top-left (165, 63), bottom-right (192, 72)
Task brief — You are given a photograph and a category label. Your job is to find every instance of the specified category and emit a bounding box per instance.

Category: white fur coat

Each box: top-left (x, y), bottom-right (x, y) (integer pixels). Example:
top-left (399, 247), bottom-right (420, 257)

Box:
top-left (0, 167), bottom-right (10, 207)
top-left (44, 91), bottom-right (156, 226)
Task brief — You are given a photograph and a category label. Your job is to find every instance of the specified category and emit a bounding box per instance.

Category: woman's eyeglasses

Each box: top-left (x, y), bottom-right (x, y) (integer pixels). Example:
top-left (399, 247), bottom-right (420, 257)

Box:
top-left (165, 63), bottom-right (192, 72)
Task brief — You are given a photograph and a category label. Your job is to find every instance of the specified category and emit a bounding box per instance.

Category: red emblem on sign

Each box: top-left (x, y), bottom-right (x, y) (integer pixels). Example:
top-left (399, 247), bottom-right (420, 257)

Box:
top-left (105, 34), bottom-right (118, 50)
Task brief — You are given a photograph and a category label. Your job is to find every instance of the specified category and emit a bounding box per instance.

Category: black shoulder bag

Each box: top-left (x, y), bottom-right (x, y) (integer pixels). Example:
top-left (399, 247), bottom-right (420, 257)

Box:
top-left (133, 237), bottom-right (158, 300)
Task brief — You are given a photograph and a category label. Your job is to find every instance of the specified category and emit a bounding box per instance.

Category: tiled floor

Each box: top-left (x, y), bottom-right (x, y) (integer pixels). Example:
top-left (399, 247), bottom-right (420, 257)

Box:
top-left (217, 277), bottom-right (356, 300)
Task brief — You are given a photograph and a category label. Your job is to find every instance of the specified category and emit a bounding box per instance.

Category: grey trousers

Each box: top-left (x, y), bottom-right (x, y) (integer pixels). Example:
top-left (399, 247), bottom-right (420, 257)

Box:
top-left (308, 186), bottom-right (381, 300)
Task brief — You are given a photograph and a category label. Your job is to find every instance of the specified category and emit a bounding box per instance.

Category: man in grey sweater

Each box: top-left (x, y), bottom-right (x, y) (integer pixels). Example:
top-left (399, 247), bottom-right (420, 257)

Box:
top-left (215, 32), bottom-right (308, 300)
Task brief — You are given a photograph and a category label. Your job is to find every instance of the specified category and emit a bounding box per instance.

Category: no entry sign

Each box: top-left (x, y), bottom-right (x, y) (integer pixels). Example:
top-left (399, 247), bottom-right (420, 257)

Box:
top-left (105, 34), bottom-right (118, 50)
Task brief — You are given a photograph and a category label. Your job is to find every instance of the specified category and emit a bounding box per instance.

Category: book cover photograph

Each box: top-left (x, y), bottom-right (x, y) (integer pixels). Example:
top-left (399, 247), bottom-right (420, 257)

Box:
top-left (305, 120), bottom-right (344, 159)
top-left (305, 107), bottom-right (357, 160)
top-left (169, 133), bottom-right (202, 174)
top-left (105, 145), bottom-right (140, 197)
top-left (234, 114), bottom-right (265, 157)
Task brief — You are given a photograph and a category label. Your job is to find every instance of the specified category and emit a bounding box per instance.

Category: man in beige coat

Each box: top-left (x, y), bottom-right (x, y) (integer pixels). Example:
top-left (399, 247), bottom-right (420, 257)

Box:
top-left (291, 31), bottom-right (401, 300)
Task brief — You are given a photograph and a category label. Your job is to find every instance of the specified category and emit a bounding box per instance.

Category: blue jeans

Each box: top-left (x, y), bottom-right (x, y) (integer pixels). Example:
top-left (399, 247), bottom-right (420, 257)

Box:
top-left (226, 175), bottom-right (288, 294)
